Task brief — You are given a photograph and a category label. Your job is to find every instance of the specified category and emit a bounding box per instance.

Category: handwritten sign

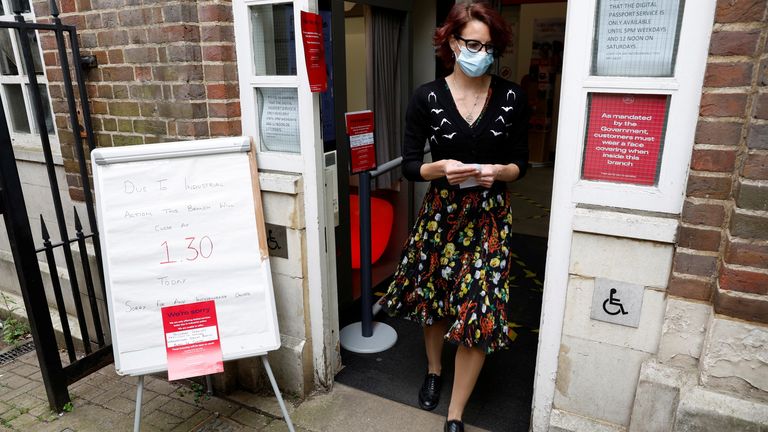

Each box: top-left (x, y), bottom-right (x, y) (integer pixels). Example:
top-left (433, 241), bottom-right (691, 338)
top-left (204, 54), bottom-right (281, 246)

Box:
top-left (593, 0), bottom-right (682, 76)
top-left (92, 137), bottom-right (280, 376)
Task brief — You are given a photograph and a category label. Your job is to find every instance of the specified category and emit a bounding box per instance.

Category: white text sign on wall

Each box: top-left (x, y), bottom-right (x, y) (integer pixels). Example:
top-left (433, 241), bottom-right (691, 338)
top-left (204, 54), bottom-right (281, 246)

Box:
top-left (593, 0), bottom-right (683, 77)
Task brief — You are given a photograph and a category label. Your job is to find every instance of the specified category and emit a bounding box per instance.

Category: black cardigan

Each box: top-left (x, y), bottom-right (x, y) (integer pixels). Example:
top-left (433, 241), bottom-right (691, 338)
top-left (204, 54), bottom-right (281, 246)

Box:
top-left (401, 75), bottom-right (529, 188)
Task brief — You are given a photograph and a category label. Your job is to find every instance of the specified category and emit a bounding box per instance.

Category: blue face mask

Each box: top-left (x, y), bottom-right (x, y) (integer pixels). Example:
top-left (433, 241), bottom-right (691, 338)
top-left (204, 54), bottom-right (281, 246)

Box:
top-left (456, 46), bottom-right (494, 77)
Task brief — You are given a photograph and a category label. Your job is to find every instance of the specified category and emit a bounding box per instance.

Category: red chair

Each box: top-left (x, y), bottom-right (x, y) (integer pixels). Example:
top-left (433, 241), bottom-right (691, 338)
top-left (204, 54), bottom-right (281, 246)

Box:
top-left (349, 194), bottom-right (394, 269)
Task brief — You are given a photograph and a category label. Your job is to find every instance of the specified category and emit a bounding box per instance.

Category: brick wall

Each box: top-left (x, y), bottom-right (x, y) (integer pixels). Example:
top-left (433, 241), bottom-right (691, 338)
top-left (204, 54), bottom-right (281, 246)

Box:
top-left (669, 0), bottom-right (768, 324)
top-left (33, 0), bottom-right (241, 201)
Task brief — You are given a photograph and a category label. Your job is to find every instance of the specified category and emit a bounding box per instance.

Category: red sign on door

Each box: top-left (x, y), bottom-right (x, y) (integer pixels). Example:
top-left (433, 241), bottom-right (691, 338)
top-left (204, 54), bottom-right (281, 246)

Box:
top-left (300, 11), bottom-right (328, 93)
top-left (345, 110), bottom-right (376, 174)
top-left (582, 93), bottom-right (668, 185)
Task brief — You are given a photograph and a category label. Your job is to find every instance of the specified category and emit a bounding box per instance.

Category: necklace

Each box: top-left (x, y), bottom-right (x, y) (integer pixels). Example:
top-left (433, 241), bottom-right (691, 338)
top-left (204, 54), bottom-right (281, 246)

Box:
top-left (452, 75), bottom-right (484, 124)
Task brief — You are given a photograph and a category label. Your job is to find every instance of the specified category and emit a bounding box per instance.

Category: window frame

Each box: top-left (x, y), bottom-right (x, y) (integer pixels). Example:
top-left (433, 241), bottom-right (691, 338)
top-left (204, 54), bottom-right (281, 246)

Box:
top-left (564, 0), bottom-right (709, 214)
top-left (0, 3), bottom-right (60, 159)
top-left (234, 0), bottom-right (317, 173)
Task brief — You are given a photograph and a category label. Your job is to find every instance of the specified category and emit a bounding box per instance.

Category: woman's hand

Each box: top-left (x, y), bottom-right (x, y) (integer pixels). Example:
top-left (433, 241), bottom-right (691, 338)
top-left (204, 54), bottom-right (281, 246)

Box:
top-left (477, 164), bottom-right (500, 188)
top-left (443, 160), bottom-right (481, 185)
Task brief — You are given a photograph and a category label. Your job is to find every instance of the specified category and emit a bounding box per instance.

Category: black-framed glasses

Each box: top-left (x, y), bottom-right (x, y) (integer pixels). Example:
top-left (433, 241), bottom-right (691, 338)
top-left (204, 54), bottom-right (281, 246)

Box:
top-left (455, 35), bottom-right (495, 55)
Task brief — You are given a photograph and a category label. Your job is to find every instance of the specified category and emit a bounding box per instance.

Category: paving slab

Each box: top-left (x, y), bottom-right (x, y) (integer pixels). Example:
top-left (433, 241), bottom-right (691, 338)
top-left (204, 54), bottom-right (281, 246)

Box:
top-left (0, 349), bottom-right (490, 432)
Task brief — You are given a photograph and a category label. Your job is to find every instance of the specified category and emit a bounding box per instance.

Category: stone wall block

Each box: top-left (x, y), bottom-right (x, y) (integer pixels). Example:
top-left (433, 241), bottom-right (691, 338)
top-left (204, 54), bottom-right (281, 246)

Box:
top-left (203, 64), bottom-right (239, 81)
top-left (198, 3), bottom-right (234, 22)
top-left (715, 0), bottom-right (768, 23)
top-left (718, 264), bottom-right (768, 295)
top-left (742, 151), bottom-right (768, 179)
top-left (685, 173), bottom-right (732, 199)
top-left (131, 119), bottom-right (167, 135)
top-left (657, 298), bottom-right (712, 367)
top-left (107, 49), bottom-right (124, 64)
top-left (207, 102), bottom-right (241, 118)
top-left (563, 277), bottom-right (666, 353)
top-left (172, 83), bottom-right (207, 101)
top-left (754, 93), bottom-right (768, 119)
top-left (704, 62), bottom-right (754, 87)
top-left (100, 65), bottom-right (134, 82)
top-left (700, 317), bottom-right (768, 403)
top-left (690, 148), bottom-right (737, 172)
top-left (259, 173), bottom-right (304, 230)
top-left (206, 83), bottom-right (239, 100)
top-left (162, 3), bottom-right (198, 23)
top-left (569, 233), bottom-right (674, 288)
top-left (166, 45), bottom-right (202, 63)
top-left (729, 209), bottom-right (768, 240)
top-left (271, 273), bottom-right (307, 340)
top-left (209, 119), bottom-right (241, 137)
top-left (699, 92), bottom-right (749, 117)
top-left (123, 47), bottom-right (158, 64)
top-left (746, 124), bottom-right (768, 149)
top-left (735, 180), bottom-right (768, 211)
top-left (108, 101), bottom-right (140, 117)
top-left (629, 360), bottom-right (695, 432)
top-left (708, 29), bottom-right (761, 56)
top-left (202, 45), bottom-right (236, 62)
top-left (673, 386), bottom-right (768, 431)
top-left (268, 228), bottom-right (304, 279)
top-left (549, 409), bottom-right (625, 432)
top-left (695, 120), bottom-right (743, 145)
top-left (555, 335), bottom-right (652, 426)
top-left (677, 225), bottom-right (722, 252)
top-left (96, 29), bottom-right (128, 46)
top-left (201, 25), bottom-right (235, 43)
top-left (146, 24), bottom-right (200, 44)
top-left (680, 200), bottom-right (726, 227)
top-left (713, 287), bottom-right (768, 324)
top-left (175, 119), bottom-right (209, 137)
top-left (667, 274), bottom-right (713, 301)
top-left (724, 237), bottom-right (768, 267)
top-left (672, 252), bottom-right (718, 278)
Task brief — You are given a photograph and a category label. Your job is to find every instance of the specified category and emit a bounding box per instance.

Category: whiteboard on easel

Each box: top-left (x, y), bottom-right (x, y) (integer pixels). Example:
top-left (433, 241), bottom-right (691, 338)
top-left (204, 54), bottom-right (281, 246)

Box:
top-left (92, 137), bottom-right (280, 377)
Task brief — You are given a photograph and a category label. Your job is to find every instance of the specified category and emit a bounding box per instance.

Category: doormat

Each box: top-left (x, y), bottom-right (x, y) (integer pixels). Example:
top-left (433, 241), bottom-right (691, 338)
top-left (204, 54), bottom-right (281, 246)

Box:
top-left (336, 234), bottom-right (546, 432)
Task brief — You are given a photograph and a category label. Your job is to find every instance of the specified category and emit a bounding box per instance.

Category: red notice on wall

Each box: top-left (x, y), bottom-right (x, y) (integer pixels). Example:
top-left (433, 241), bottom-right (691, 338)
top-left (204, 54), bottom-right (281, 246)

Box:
top-left (300, 11), bottom-right (327, 92)
top-left (162, 300), bottom-right (224, 381)
top-left (345, 110), bottom-right (376, 174)
top-left (582, 93), bottom-right (668, 185)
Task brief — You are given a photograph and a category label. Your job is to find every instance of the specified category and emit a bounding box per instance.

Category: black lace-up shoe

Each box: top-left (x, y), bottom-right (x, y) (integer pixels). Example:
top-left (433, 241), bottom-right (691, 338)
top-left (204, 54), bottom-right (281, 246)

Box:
top-left (417, 373), bottom-right (442, 411)
top-left (444, 419), bottom-right (464, 432)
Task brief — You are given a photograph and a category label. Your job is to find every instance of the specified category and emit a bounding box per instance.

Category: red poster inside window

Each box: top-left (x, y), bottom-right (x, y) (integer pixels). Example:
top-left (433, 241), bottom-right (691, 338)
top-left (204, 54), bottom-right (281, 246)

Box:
top-left (345, 110), bottom-right (376, 174)
top-left (300, 11), bottom-right (328, 93)
top-left (162, 300), bottom-right (224, 381)
top-left (582, 94), bottom-right (668, 185)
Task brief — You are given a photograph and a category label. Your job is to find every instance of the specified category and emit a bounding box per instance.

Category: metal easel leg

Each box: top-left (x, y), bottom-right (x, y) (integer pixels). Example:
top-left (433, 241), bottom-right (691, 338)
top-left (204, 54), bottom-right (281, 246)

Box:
top-left (133, 375), bottom-right (144, 432)
top-left (261, 356), bottom-right (295, 432)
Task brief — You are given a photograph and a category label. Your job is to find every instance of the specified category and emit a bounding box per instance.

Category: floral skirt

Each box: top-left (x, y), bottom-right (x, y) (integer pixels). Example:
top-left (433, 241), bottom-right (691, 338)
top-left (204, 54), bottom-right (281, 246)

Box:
top-left (379, 185), bottom-right (517, 354)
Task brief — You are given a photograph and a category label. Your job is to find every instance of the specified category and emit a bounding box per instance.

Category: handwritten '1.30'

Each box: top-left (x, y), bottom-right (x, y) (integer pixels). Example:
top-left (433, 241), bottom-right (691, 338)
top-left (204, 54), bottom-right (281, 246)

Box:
top-left (160, 236), bottom-right (214, 264)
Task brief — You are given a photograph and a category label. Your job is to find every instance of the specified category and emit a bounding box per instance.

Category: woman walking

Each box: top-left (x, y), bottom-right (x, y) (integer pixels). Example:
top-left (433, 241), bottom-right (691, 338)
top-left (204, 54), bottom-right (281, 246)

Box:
top-left (379, 2), bottom-right (528, 431)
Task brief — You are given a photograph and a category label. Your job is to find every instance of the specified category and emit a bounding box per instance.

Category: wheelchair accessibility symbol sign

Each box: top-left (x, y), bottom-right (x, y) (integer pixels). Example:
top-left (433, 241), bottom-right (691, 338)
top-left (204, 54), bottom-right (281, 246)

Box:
top-left (590, 278), bottom-right (644, 328)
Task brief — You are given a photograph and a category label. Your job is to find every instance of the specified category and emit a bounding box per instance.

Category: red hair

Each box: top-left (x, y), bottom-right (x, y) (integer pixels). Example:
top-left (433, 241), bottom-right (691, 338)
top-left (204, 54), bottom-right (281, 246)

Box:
top-left (433, 2), bottom-right (511, 69)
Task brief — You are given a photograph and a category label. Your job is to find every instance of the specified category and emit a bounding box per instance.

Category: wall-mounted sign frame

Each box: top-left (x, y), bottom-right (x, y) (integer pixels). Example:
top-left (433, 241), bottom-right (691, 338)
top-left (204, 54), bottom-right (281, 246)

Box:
top-left (592, 0), bottom-right (684, 77)
top-left (582, 93), bottom-right (669, 185)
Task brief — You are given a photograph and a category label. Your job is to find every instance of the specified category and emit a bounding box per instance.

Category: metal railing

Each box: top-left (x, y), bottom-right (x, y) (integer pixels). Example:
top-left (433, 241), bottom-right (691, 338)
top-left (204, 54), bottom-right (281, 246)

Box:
top-left (0, 0), bottom-right (111, 411)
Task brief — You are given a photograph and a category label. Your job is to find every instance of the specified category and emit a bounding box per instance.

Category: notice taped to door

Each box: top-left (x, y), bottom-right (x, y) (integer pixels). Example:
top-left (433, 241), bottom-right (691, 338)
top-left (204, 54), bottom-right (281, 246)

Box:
top-left (92, 137), bottom-right (280, 377)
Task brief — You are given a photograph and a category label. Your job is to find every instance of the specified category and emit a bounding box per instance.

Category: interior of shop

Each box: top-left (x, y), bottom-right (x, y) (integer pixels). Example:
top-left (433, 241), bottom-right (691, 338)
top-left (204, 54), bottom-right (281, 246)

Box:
top-left (325, 1), bottom-right (564, 430)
